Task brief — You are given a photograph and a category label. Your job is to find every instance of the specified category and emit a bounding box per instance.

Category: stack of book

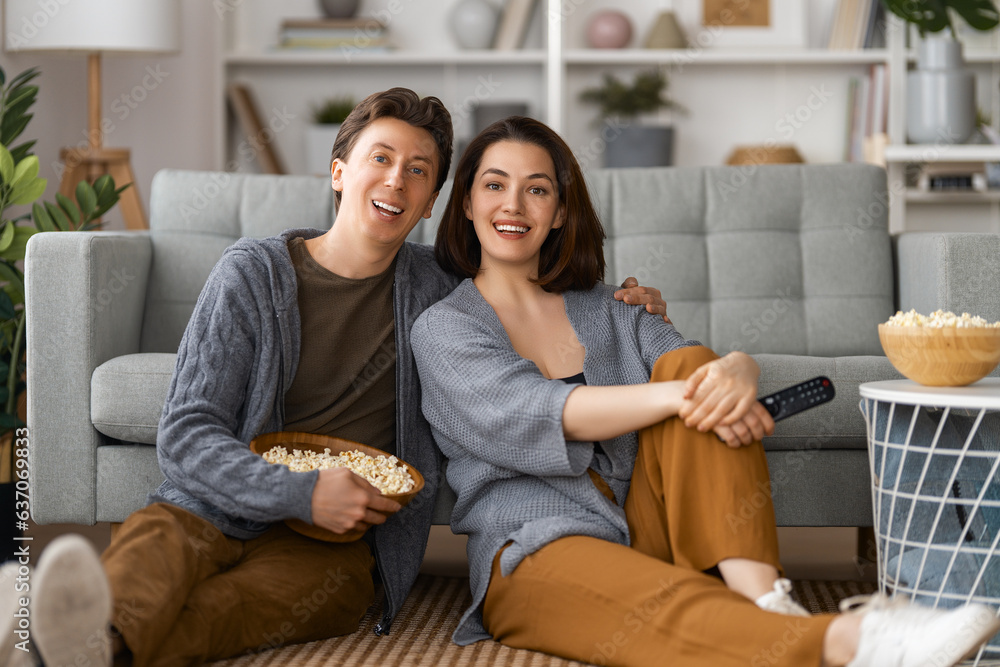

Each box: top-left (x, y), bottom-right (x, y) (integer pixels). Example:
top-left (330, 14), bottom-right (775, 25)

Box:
top-left (828, 0), bottom-right (885, 49)
top-left (493, 0), bottom-right (537, 50)
top-left (845, 63), bottom-right (889, 164)
top-left (279, 18), bottom-right (389, 52)
top-left (916, 162), bottom-right (989, 192)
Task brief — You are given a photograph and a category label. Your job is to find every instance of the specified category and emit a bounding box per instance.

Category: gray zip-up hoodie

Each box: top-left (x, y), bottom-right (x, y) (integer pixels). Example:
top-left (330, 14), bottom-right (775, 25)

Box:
top-left (411, 279), bottom-right (699, 644)
top-left (153, 227), bottom-right (459, 634)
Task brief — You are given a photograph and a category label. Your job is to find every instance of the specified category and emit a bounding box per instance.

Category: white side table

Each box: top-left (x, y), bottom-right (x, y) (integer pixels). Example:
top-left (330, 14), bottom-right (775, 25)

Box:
top-left (860, 379), bottom-right (1000, 665)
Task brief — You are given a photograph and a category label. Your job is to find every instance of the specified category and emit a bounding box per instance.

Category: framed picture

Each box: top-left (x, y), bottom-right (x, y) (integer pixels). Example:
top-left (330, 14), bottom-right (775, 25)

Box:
top-left (677, 0), bottom-right (807, 49)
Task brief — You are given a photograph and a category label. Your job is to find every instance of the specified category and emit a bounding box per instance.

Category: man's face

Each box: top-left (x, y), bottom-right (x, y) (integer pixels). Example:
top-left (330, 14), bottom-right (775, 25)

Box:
top-left (331, 117), bottom-right (441, 250)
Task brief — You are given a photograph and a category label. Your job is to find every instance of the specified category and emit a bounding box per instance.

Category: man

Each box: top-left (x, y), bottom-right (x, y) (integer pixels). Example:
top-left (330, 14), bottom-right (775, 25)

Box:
top-left (4, 88), bottom-right (668, 666)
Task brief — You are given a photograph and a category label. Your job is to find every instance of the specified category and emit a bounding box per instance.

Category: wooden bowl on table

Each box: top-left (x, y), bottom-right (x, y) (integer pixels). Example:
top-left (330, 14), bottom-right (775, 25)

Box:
top-left (878, 324), bottom-right (1000, 387)
top-left (250, 431), bottom-right (425, 542)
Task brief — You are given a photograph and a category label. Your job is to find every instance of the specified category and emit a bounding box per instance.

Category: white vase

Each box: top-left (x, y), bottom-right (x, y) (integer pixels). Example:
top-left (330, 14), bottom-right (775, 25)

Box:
top-left (907, 37), bottom-right (976, 145)
top-left (304, 124), bottom-right (341, 176)
top-left (449, 0), bottom-right (499, 50)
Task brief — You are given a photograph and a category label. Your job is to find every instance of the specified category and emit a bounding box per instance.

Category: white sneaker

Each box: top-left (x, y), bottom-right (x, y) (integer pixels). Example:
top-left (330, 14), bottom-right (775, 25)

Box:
top-left (755, 578), bottom-right (811, 617)
top-left (32, 535), bottom-right (112, 667)
top-left (0, 561), bottom-right (34, 667)
top-left (843, 594), bottom-right (1000, 667)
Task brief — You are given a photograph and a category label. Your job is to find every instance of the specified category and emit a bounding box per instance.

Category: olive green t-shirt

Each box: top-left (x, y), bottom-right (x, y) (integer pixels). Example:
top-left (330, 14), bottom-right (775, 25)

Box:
top-left (282, 236), bottom-right (397, 455)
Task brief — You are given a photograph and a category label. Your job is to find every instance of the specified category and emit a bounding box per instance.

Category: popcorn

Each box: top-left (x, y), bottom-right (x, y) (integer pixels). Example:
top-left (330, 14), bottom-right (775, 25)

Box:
top-left (262, 445), bottom-right (415, 495)
top-left (885, 309), bottom-right (1000, 329)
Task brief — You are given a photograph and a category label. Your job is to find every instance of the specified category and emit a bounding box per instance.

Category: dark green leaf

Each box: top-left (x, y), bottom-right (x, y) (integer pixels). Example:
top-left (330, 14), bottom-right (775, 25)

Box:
top-left (9, 139), bottom-right (36, 164)
top-left (0, 291), bottom-right (15, 320)
top-left (31, 202), bottom-right (55, 232)
top-left (0, 413), bottom-right (24, 430)
top-left (949, 0), bottom-right (1000, 30)
top-left (0, 262), bottom-right (25, 305)
top-left (56, 193), bottom-right (81, 226)
top-left (75, 181), bottom-right (97, 218)
top-left (0, 68), bottom-right (5, 87)
top-left (44, 201), bottom-right (70, 232)
top-left (6, 68), bottom-right (39, 91)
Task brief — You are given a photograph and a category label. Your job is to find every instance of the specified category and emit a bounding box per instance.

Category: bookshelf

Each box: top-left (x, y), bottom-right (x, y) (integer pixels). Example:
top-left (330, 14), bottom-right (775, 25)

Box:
top-left (882, 15), bottom-right (1000, 234)
top-left (214, 1), bottom-right (998, 233)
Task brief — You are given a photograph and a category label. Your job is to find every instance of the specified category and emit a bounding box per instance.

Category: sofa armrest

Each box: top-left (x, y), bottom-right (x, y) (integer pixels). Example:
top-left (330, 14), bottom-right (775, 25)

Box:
top-left (896, 233), bottom-right (1000, 321)
top-left (25, 231), bottom-right (152, 524)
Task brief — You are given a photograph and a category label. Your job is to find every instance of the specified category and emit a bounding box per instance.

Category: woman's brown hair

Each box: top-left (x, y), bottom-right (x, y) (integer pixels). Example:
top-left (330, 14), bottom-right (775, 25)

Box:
top-left (331, 87), bottom-right (453, 207)
top-left (435, 116), bottom-right (606, 293)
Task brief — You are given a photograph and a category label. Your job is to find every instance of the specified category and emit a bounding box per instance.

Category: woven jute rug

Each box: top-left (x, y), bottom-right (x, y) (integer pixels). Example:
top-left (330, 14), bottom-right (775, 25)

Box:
top-left (209, 575), bottom-right (877, 666)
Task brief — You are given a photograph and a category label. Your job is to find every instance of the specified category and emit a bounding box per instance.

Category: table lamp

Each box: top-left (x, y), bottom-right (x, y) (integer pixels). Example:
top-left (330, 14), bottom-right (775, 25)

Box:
top-left (4, 0), bottom-right (180, 229)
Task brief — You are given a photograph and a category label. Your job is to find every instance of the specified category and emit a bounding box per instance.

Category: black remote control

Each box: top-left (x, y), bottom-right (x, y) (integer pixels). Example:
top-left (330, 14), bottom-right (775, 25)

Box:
top-left (758, 376), bottom-right (835, 422)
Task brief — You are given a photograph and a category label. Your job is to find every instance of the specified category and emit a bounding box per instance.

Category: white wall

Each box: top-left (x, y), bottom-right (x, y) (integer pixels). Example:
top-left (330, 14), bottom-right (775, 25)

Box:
top-left (0, 0), bottom-right (217, 230)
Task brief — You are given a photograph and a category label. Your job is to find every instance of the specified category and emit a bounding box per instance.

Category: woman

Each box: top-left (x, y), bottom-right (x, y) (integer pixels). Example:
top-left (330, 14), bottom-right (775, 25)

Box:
top-left (410, 117), bottom-right (998, 667)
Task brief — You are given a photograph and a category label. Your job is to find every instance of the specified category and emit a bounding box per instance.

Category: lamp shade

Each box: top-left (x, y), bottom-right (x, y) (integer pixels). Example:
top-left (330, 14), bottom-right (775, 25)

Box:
top-left (5, 0), bottom-right (180, 53)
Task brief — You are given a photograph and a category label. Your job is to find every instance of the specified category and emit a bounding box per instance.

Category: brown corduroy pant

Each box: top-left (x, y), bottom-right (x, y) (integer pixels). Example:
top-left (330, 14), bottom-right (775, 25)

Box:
top-left (101, 502), bottom-right (375, 666)
top-left (482, 346), bottom-right (837, 667)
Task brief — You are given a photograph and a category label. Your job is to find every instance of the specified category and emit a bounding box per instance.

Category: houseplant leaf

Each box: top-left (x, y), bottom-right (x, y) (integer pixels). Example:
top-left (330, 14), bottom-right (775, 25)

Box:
top-left (0, 291), bottom-right (15, 321)
top-left (0, 262), bottom-right (25, 306)
top-left (9, 154), bottom-right (38, 187)
top-left (31, 202), bottom-right (56, 232)
top-left (75, 180), bottom-right (97, 218)
top-left (0, 145), bottom-right (13, 184)
top-left (949, 0), bottom-right (1000, 30)
top-left (0, 223), bottom-right (14, 253)
top-left (56, 193), bottom-right (81, 227)
top-left (8, 176), bottom-right (46, 206)
top-left (43, 201), bottom-right (71, 232)
top-left (0, 227), bottom-right (38, 262)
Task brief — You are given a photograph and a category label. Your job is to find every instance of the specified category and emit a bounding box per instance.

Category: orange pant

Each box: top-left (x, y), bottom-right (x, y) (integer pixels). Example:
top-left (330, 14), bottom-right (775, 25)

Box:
top-left (483, 346), bottom-right (836, 667)
top-left (101, 502), bottom-right (375, 666)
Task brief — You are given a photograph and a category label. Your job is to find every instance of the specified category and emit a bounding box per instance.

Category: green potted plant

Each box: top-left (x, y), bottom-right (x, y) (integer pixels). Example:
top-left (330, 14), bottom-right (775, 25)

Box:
top-left (305, 95), bottom-right (355, 176)
top-left (579, 68), bottom-right (685, 168)
top-left (0, 66), bottom-right (126, 555)
top-left (880, 0), bottom-right (999, 144)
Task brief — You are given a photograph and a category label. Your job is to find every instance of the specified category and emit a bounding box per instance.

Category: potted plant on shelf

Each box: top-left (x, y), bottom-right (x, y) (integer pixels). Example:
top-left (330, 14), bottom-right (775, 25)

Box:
top-left (0, 66), bottom-right (126, 558)
top-left (305, 95), bottom-right (355, 176)
top-left (579, 68), bottom-right (686, 168)
top-left (880, 0), bottom-right (999, 144)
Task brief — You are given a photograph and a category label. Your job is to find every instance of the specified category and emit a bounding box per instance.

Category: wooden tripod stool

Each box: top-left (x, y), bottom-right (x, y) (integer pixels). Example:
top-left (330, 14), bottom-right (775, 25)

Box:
top-left (59, 146), bottom-right (147, 230)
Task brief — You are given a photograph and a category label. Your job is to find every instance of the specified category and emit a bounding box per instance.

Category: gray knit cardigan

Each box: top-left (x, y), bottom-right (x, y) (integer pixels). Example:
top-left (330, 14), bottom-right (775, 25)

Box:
top-left (154, 228), bottom-right (459, 634)
top-left (411, 279), bottom-right (700, 644)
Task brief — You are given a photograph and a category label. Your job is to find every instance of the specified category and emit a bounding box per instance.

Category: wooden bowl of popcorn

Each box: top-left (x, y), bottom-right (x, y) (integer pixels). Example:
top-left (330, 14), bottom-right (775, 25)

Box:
top-left (250, 431), bottom-right (425, 542)
top-left (879, 310), bottom-right (1000, 386)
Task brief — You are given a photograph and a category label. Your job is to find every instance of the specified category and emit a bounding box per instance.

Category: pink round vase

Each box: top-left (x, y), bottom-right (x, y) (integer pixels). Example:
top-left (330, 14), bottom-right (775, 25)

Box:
top-left (586, 10), bottom-right (632, 49)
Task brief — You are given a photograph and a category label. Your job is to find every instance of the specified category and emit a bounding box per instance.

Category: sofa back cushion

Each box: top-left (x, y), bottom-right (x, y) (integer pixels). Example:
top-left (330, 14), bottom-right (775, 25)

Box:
top-left (141, 164), bottom-right (892, 358)
top-left (586, 164), bottom-right (892, 356)
top-left (142, 170), bottom-right (336, 352)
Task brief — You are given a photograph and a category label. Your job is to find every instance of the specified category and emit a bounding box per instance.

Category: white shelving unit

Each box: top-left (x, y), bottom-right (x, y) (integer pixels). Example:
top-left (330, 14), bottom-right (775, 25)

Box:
top-left (883, 15), bottom-right (1000, 233)
top-left (215, 1), bottom-right (999, 233)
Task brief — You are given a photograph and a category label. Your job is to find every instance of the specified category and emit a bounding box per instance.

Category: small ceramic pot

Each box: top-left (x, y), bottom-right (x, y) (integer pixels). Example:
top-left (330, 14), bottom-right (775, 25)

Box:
top-left (449, 0), bottom-right (499, 50)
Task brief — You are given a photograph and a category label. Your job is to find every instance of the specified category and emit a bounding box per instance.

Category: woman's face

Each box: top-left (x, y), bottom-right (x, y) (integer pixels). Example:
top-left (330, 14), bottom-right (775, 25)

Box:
top-left (464, 140), bottom-right (566, 276)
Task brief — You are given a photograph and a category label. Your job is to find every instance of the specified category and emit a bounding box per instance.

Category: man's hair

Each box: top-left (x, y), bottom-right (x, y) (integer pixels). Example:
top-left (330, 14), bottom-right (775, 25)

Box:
top-left (434, 116), bottom-right (606, 293)
top-left (330, 87), bottom-right (453, 207)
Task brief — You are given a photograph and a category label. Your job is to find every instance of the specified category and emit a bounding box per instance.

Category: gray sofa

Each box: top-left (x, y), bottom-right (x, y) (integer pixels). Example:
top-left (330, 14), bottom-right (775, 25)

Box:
top-left (25, 164), bottom-right (1000, 535)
